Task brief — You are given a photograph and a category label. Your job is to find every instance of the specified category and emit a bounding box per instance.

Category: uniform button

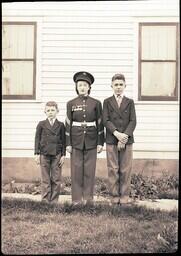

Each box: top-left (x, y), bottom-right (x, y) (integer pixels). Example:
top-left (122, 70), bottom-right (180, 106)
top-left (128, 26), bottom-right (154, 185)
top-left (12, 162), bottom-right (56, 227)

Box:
top-left (83, 100), bottom-right (85, 103)
top-left (84, 131), bottom-right (86, 134)
top-left (83, 110), bottom-right (85, 112)
top-left (83, 115), bottom-right (86, 117)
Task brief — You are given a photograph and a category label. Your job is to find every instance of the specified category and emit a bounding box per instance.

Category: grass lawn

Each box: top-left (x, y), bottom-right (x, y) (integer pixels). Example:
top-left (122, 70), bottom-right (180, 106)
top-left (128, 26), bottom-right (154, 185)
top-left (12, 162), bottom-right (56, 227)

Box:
top-left (2, 198), bottom-right (178, 254)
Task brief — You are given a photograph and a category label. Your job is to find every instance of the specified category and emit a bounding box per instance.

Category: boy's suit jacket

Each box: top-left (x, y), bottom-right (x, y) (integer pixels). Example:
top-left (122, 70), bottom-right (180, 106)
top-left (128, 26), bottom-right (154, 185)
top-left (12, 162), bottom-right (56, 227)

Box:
top-left (34, 119), bottom-right (66, 156)
top-left (103, 95), bottom-right (136, 145)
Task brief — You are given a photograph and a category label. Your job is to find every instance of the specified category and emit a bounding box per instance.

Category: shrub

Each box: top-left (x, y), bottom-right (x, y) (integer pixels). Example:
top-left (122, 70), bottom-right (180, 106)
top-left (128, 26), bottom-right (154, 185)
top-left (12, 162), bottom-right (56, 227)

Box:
top-left (2, 172), bottom-right (178, 200)
top-left (94, 177), bottom-right (109, 196)
top-left (130, 174), bottom-right (158, 200)
top-left (130, 172), bottom-right (178, 200)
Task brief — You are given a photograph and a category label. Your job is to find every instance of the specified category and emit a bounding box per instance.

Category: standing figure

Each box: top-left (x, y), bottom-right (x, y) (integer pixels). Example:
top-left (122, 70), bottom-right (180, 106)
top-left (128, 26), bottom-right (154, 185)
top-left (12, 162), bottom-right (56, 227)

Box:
top-left (65, 71), bottom-right (104, 205)
top-left (34, 101), bottom-right (66, 203)
top-left (103, 74), bottom-right (136, 205)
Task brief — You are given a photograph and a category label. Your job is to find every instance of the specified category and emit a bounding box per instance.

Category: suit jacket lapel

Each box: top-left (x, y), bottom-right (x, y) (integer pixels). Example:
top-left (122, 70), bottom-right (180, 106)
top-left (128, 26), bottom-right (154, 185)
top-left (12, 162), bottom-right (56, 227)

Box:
top-left (120, 96), bottom-right (130, 113)
top-left (45, 119), bottom-right (52, 130)
top-left (109, 96), bottom-right (130, 117)
top-left (45, 119), bottom-right (57, 134)
top-left (52, 119), bottom-right (59, 131)
top-left (109, 95), bottom-right (120, 116)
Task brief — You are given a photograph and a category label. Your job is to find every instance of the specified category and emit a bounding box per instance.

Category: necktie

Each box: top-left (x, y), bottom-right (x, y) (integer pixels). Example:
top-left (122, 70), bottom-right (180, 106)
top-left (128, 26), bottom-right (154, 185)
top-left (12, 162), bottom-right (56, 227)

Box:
top-left (117, 95), bottom-right (122, 108)
top-left (50, 119), bottom-right (54, 126)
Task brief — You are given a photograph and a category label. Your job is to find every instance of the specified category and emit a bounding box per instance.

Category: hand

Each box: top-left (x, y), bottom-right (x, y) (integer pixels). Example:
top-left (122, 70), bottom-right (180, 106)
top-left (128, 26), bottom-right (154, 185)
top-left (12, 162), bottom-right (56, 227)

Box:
top-left (113, 131), bottom-right (128, 144)
top-left (59, 156), bottom-right (65, 167)
top-left (66, 146), bottom-right (72, 154)
top-left (35, 155), bottom-right (40, 165)
top-left (97, 145), bottom-right (103, 153)
top-left (117, 141), bottom-right (126, 151)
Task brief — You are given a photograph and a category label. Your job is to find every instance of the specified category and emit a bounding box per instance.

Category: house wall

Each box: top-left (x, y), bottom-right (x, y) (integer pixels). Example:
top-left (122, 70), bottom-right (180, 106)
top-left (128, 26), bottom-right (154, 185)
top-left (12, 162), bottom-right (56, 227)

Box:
top-left (2, 1), bottom-right (179, 182)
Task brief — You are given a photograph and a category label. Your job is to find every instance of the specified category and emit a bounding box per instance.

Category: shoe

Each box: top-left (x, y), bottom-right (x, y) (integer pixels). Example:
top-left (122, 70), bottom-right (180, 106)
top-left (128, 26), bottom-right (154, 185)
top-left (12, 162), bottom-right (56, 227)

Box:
top-left (71, 201), bottom-right (83, 206)
top-left (41, 199), bottom-right (50, 203)
top-left (50, 199), bottom-right (58, 204)
top-left (84, 200), bottom-right (94, 206)
top-left (119, 197), bottom-right (133, 204)
top-left (110, 197), bottom-right (120, 205)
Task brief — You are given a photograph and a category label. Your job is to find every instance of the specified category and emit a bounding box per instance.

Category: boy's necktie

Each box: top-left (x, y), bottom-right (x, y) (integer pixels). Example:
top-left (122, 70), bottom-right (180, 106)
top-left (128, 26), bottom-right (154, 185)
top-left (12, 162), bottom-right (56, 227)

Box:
top-left (50, 119), bottom-right (54, 126)
top-left (117, 95), bottom-right (122, 108)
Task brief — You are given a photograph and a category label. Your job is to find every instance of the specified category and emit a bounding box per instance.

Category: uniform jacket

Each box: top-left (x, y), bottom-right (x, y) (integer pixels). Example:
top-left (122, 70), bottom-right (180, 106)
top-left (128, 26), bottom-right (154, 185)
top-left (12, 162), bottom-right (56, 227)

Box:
top-left (34, 119), bottom-right (66, 156)
top-left (103, 95), bottom-right (136, 145)
top-left (65, 95), bottom-right (104, 150)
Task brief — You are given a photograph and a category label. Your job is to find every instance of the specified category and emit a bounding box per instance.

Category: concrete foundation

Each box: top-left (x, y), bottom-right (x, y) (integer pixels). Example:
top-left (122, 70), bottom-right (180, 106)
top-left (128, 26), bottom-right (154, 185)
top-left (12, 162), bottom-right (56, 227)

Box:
top-left (2, 157), bottom-right (179, 183)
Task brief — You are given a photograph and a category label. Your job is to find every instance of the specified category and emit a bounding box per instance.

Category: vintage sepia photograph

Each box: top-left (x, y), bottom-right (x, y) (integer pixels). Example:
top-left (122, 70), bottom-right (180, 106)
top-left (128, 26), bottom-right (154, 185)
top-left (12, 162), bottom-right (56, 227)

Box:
top-left (2, 0), bottom-right (179, 254)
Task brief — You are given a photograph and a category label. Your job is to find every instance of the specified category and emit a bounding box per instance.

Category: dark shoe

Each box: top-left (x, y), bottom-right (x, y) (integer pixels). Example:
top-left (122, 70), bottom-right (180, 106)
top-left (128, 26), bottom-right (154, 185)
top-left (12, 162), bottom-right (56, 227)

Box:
top-left (50, 199), bottom-right (58, 204)
top-left (41, 199), bottom-right (50, 203)
top-left (84, 200), bottom-right (94, 206)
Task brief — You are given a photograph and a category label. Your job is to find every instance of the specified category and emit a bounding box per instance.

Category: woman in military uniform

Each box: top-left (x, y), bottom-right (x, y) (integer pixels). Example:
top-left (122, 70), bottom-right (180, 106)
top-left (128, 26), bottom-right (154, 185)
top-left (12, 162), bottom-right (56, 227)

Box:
top-left (65, 71), bottom-right (104, 205)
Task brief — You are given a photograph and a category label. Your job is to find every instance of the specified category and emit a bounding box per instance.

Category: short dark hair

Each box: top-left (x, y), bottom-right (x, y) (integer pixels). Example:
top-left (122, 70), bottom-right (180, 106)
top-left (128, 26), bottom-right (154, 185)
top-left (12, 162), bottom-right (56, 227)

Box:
top-left (45, 101), bottom-right (59, 110)
top-left (112, 73), bottom-right (125, 82)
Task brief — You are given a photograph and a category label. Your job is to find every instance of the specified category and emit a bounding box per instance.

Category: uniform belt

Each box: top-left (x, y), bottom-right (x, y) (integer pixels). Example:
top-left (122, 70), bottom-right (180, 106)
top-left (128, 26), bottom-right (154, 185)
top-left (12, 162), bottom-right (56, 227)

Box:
top-left (72, 121), bottom-right (96, 127)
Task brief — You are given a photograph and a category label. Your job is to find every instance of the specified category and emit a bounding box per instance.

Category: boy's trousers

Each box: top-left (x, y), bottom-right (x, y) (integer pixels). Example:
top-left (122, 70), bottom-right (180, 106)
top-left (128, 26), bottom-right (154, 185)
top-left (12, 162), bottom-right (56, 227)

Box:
top-left (106, 144), bottom-right (133, 198)
top-left (40, 153), bottom-right (62, 202)
top-left (71, 147), bottom-right (97, 202)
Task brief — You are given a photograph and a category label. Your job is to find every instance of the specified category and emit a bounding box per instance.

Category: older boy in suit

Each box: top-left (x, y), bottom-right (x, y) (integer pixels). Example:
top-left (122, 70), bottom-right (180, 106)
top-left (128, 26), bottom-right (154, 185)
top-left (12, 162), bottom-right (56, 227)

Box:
top-left (34, 101), bottom-right (66, 203)
top-left (103, 74), bottom-right (136, 205)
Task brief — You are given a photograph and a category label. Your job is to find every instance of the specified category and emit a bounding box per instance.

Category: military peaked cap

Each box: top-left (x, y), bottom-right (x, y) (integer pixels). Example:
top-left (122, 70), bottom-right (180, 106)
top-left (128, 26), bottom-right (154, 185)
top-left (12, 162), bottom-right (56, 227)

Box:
top-left (73, 71), bottom-right (94, 85)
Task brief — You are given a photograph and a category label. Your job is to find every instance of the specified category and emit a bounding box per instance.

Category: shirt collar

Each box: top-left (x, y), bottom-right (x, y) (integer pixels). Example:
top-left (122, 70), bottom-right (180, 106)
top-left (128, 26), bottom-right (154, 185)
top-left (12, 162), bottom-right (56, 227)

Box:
top-left (79, 94), bottom-right (88, 100)
top-left (114, 93), bottom-right (124, 99)
top-left (48, 117), bottom-right (56, 123)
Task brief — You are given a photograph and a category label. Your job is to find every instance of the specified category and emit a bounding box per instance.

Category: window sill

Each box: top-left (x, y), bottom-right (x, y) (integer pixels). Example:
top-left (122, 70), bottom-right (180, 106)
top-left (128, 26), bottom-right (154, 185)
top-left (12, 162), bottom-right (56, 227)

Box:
top-left (134, 101), bottom-right (179, 105)
top-left (2, 99), bottom-right (42, 103)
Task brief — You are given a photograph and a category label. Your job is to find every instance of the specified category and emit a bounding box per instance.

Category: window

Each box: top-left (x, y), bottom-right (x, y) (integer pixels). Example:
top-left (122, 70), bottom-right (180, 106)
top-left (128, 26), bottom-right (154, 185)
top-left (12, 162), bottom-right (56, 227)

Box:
top-left (2, 22), bottom-right (36, 99)
top-left (138, 23), bottom-right (179, 101)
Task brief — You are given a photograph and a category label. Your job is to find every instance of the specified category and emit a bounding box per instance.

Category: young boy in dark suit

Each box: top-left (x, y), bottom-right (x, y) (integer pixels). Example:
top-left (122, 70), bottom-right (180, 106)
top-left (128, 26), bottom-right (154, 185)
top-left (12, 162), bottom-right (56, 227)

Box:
top-left (34, 101), bottom-right (66, 203)
top-left (103, 74), bottom-right (136, 205)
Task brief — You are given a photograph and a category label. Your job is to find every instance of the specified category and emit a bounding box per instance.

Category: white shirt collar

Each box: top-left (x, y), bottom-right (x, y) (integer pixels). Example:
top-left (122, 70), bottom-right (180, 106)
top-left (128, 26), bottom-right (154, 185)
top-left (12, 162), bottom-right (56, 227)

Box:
top-left (48, 118), bottom-right (56, 124)
top-left (114, 93), bottom-right (124, 99)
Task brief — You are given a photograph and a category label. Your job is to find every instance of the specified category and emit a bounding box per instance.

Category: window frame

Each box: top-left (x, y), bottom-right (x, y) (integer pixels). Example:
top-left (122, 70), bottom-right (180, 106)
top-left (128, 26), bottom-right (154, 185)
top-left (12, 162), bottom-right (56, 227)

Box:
top-left (138, 22), bottom-right (179, 101)
top-left (2, 21), bottom-right (37, 100)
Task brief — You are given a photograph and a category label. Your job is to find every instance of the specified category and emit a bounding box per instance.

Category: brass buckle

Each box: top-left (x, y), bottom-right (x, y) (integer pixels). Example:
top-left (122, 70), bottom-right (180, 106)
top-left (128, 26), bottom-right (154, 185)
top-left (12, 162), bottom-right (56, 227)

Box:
top-left (81, 122), bottom-right (87, 127)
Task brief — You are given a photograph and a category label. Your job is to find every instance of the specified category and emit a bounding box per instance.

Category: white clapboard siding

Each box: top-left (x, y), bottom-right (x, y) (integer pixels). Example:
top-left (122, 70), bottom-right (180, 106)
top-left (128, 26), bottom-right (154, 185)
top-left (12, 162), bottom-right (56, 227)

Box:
top-left (42, 40), bottom-right (134, 48)
top-left (3, 127), bottom-right (178, 139)
top-left (3, 142), bottom-right (179, 152)
top-left (42, 22), bottom-right (134, 29)
top-left (42, 52), bottom-right (133, 60)
top-left (42, 64), bottom-right (133, 72)
top-left (42, 47), bottom-right (133, 54)
top-left (42, 34), bottom-right (134, 42)
top-left (2, 133), bottom-right (178, 144)
top-left (134, 143), bottom-right (179, 152)
top-left (2, 114), bottom-right (66, 123)
top-left (42, 27), bottom-right (133, 35)
top-left (42, 59), bottom-right (133, 65)
top-left (2, 0), bottom-right (179, 159)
